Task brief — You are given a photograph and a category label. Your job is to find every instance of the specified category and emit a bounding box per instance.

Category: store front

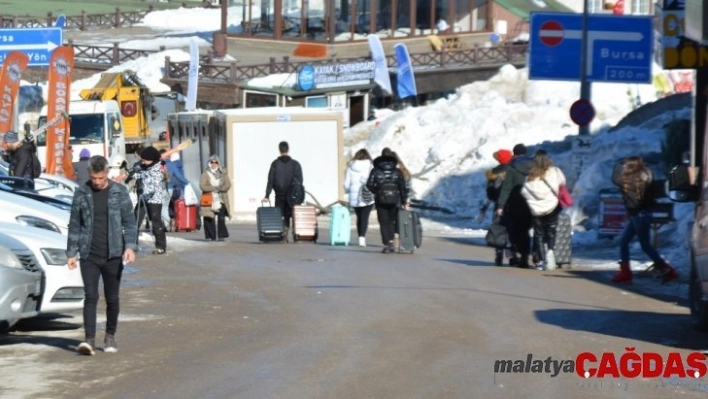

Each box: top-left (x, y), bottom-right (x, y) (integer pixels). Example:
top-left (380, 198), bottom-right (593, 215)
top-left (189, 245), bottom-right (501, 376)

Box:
top-left (227, 0), bottom-right (491, 42)
top-left (239, 60), bottom-right (377, 127)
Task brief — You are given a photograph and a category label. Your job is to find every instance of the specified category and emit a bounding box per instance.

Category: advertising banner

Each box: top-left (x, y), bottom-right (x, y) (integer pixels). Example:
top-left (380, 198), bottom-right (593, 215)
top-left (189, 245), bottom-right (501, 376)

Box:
top-left (0, 51), bottom-right (28, 135)
top-left (45, 46), bottom-right (74, 179)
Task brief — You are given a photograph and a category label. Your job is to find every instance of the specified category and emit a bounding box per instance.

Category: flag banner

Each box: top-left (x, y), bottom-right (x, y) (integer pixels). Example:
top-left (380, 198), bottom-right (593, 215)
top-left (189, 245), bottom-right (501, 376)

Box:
top-left (186, 38), bottom-right (199, 111)
top-left (0, 51), bottom-right (29, 135)
top-left (45, 46), bottom-right (74, 179)
top-left (368, 35), bottom-right (392, 95)
top-left (395, 43), bottom-right (417, 99)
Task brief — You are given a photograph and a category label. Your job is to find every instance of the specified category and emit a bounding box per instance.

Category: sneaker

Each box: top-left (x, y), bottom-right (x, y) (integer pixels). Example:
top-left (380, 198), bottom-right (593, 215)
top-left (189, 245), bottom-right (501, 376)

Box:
top-left (104, 334), bottom-right (118, 353)
top-left (78, 338), bottom-right (96, 356)
top-left (381, 245), bottom-right (391, 254)
top-left (535, 262), bottom-right (546, 271)
top-left (545, 250), bottom-right (557, 271)
top-left (152, 248), bottom-right (166, 255)
top-left (358, 237), bottom-right (366, 247)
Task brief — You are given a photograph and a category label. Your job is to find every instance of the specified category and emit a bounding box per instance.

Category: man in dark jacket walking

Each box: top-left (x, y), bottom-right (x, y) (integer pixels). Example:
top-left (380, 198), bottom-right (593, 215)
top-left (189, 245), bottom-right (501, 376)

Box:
top-left (67, 155), bottom-right (137, 355)
top-left (495, 144), bottom-right (533, 268)
top-left (367, 151), bottom-right (408, 253)
top-left (263, 141), bottom-right (303, 236)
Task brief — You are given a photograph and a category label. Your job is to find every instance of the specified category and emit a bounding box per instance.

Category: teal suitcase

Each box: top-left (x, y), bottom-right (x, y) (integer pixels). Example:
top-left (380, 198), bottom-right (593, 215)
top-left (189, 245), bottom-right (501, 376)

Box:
top-left (329, 205), bottom-right (351, 245)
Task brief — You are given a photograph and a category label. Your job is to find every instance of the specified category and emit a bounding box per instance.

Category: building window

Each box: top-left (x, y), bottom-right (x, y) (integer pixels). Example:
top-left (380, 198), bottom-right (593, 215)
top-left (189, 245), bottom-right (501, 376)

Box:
top-left (305, 96), bottom-right (328, 108)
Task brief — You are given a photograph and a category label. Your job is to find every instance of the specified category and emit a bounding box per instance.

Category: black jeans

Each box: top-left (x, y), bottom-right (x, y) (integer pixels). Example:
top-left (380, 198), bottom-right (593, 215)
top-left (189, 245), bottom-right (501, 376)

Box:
top-left (532, 205), bottom-right (562, 264)
top-left (137, 201), bottom-right (167, 250)
top-left (203, 206), bottom-right (229, 240)
top-left (81, 257), bottom-right (123, 338)
top-left (354, 204), bottom-right (373, 237)
top-left (376, 203), bottom-right (399, 245)
top-left (275, 195), bottom-right (293, 228)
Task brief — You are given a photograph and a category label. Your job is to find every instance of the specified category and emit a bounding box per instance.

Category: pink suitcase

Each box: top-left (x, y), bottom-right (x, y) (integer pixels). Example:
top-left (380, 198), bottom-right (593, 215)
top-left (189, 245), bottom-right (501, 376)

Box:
top-left (292, 205), bottom-right (318, 243)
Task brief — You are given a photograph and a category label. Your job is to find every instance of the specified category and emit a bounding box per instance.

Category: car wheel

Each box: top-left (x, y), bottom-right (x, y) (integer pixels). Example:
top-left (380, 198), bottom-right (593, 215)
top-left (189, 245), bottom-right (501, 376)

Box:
top-left (689, 266), bottom-right (708, 331)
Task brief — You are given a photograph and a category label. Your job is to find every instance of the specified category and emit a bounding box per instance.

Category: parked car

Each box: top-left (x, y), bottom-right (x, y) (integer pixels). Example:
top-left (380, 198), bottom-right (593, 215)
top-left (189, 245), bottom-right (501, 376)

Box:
top-left (0, 223), bottom-right (83, 314)
top-left (0, 189), bottom-right (69, 235)
top-left (0, 234), bottom-right (43, 333)
top-left (0, 159), bottom-right (77, 202)
top-left (0, 179), bottom-right (71, 211)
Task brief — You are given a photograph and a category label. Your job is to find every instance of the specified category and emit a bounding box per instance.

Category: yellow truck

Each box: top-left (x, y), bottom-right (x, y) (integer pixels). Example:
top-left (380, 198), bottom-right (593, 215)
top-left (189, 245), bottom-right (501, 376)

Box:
top-left (79, 71), bottom-right (157, 154)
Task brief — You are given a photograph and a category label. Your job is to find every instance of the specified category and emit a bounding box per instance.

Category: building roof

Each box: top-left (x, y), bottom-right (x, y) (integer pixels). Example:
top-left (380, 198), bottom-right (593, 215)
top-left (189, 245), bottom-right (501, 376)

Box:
top-left (496, 0), bottom-right (575, 20)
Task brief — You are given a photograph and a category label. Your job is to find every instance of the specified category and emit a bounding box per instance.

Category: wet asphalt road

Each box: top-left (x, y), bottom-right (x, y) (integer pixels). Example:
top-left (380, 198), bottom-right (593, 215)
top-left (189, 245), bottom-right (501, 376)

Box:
top-left (1, 223), bottom-right (708, 399)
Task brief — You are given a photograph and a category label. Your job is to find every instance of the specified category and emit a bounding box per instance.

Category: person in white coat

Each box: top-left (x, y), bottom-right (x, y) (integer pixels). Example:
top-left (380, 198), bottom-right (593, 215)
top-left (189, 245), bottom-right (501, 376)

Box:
top-left (521, 150), bottom-right (566, 270)
top-left (344, 149), bottom-right (375, 247)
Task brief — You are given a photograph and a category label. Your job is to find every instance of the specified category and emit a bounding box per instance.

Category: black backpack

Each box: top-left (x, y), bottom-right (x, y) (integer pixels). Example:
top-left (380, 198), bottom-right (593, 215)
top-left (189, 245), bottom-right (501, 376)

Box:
top-left (377, 177), bottom-right (400, 205)
top-left (286, 177), bottom-right (305, 207)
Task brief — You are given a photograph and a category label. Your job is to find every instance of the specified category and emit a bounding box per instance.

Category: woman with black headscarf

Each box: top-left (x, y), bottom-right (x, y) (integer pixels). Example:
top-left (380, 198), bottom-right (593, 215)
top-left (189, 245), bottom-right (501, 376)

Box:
top-left (200, 154), bottom-right (231, 241)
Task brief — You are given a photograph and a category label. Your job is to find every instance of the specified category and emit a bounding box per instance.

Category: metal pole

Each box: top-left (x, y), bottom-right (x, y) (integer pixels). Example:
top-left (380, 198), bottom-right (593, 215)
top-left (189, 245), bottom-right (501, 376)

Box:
top-left (579, 0), bottom-right (591, 136)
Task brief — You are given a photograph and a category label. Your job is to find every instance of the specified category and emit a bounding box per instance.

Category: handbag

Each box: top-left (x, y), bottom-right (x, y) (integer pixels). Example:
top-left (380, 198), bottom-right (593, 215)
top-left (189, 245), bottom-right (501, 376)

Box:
top-left (557, 184), bottom-right (574, 207)
top-left (485, 215), bottom-right (508, 248)
top-left (541, 176), bottom-right (573, 208)
top-left (200, 192), bottom-right (212, 207)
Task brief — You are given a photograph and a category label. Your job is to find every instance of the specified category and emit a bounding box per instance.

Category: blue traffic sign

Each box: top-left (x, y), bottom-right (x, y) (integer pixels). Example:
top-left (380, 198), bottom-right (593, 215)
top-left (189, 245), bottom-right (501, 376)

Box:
top-left (529, 12), bottom-right (653, 83)
top-left (0, 28), bottom-right (63, 67)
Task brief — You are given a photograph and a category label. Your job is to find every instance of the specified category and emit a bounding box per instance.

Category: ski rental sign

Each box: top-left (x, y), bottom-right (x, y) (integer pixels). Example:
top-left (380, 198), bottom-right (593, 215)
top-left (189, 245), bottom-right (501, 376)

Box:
top-left (0, 28), bottom-right (62, 66)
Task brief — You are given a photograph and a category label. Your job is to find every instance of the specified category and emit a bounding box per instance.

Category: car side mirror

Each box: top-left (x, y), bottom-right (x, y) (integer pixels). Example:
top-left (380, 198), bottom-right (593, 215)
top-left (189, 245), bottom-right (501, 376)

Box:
top-left (667, 164), bottom-right (699, 202)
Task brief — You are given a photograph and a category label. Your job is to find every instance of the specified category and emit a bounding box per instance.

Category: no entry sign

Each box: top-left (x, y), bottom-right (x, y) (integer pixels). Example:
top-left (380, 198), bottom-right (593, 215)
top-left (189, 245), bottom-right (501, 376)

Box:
top-left (539, 20), bottom-right (564, 46)
top-left (570, 99), bottom-right (595, 126)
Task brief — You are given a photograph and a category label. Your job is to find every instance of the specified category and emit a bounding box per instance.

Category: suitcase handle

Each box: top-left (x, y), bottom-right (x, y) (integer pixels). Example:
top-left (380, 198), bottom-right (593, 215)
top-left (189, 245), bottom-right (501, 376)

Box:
top-left (261, 199), bottom-right (272, 207)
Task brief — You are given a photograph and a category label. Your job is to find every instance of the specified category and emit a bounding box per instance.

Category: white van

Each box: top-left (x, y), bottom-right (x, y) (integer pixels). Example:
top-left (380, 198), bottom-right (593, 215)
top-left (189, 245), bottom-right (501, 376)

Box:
top-left (36, 100), bottom-right (127, 165)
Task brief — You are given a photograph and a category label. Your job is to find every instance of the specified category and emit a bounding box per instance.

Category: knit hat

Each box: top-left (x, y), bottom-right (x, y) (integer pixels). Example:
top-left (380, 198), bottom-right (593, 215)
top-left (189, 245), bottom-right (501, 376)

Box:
top-left (512, 143), bottom-right (527, 156)
top-left (140, 146), bottom-right (161, 162)
top-left (79, 148), bottom-right (91, 158)
top-left (493, 149), bottom-right (513, 165)
top-left (3, 131), bottom-right (19, 144)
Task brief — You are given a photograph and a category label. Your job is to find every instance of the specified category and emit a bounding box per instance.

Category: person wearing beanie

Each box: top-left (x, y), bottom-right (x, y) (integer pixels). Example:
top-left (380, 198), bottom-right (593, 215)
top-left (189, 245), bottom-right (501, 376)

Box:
top-left (2, 130), bottom-right (40, 181)
top-left (495, 143), bottom-right (534, 268)
top-left (73, 149), bottom-right (92, 184)
top-left (481, 149), bottom-right (516, 266)
top-left (134, 146), bottom-right (168, 254)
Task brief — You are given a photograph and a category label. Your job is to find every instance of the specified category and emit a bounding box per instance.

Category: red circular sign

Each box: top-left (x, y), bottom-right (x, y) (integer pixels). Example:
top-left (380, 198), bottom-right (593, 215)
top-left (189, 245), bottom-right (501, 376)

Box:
top-left (539, 20), bottom-right (564, 47)
top-left (570, 99), bottom-right (595, 126)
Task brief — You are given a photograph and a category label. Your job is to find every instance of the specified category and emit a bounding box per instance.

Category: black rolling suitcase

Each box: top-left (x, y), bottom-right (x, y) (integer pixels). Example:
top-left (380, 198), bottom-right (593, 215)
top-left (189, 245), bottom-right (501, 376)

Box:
top-left (554, 212), bottom-right (572, 268)
top-left (257, 200), bottom-right (285, 242)
top-left (398, 209), bottom-right (422, 254)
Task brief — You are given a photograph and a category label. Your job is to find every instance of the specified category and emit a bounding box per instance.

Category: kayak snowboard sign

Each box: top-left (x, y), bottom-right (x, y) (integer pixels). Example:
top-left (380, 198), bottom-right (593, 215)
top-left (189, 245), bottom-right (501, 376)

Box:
top-left (570, 99), bottom-right (595, 126)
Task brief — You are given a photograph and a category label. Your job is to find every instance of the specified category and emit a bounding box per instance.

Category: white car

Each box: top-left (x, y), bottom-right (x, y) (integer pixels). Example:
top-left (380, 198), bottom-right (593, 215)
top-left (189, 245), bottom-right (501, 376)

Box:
top-left (0, 160), bottom-right (78, 202)
top-left (0, 190), bottom-right (70, 235)
top-left (0, 223), bottom-right (84, 314)
top-left (0, 234), bottom-right (43, 333)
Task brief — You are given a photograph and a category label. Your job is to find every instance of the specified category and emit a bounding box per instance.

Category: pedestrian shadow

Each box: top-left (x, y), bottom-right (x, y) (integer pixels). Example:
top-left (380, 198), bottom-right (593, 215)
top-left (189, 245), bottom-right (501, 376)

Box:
top-left (11, 313), bottom-right (82, 333)
top-left (0, 334), bottom-right (81, 352)
top-left (437, 258), bottom-right (498, 267)
top-left (560, 269), bottom-right (689, 307)
top-left (535, 308), bottom-right (706, 351)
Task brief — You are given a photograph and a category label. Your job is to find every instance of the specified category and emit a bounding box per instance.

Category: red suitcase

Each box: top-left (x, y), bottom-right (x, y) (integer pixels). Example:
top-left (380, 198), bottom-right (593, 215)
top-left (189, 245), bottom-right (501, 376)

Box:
top-left (174, 199), bottom-right (197, 232)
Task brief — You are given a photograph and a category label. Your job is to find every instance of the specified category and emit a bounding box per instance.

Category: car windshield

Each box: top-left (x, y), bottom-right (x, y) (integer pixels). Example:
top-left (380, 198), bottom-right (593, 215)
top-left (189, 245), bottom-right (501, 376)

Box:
top-left (68, 114), bottom-right (105, 144)
top-left (36, 114), bottom-right (106, 145)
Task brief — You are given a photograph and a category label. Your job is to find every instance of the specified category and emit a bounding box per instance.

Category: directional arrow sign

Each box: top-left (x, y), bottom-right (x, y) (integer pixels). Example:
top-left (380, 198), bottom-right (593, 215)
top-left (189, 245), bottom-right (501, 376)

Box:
top-left (0, 28), bottom-right (63, 67)
top-left (529, 12), bottom-right (653, 83)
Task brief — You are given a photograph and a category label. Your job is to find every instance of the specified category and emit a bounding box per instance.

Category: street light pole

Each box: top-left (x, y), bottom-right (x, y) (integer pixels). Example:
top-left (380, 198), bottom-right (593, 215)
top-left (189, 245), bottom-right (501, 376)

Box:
top-left (579, 0), bottom-right (591, 136)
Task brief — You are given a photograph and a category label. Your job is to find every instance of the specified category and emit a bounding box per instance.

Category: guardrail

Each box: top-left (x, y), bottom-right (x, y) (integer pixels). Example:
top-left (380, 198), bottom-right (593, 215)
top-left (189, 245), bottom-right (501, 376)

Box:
top-left (67, 40), bottom-right (212, 66)
top-left (163, 43), bottom-right (529, 83)
top-left (0, 3), bottom-right (201, 30)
